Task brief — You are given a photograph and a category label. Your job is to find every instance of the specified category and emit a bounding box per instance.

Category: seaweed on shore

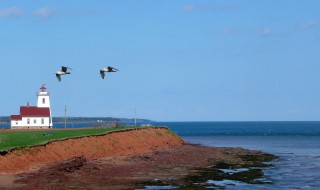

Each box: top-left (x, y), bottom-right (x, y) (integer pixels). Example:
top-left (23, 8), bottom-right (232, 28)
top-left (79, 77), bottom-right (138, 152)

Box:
top-left (238, 153), bottom-right (279, 168)
top-left (239, 153), bottom-right (278, 162)
top-left (182, 153), bottom-right (276, 188)
top-left (138, 152), bottom-right (277, 189)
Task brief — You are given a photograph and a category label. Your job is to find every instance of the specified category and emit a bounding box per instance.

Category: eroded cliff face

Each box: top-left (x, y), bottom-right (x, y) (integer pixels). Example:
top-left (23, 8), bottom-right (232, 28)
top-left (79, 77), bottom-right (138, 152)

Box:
top-left (0, 127), bottom-right (185, 174)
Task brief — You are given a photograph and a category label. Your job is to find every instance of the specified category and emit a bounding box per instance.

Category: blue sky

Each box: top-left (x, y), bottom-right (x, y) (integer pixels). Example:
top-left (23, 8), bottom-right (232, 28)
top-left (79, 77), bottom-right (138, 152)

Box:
top-left (0, 0), bottom-right (319, 121)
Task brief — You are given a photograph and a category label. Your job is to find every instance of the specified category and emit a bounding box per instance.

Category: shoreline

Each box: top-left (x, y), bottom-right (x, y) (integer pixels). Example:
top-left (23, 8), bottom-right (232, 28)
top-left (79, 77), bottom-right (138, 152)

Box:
top-left (0, 144), bottom-right (277, 190)
top-left (0, 127), bottom-right (277, 189)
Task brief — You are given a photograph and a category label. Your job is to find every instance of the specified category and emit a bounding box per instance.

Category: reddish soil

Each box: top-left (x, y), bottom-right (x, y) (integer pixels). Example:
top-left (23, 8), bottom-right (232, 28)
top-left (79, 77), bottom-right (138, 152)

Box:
top-left (0, 127), bottom-right (275, 190)
top-left (0, 127), bottom-right (184, 174)
top-left (1, 145), bottom-right (274, 190)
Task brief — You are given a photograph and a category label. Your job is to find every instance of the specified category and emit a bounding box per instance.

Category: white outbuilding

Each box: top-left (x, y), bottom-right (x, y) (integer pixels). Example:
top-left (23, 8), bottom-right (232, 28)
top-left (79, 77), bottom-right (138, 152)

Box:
top-left (10, 85), bottom-right (53, 129)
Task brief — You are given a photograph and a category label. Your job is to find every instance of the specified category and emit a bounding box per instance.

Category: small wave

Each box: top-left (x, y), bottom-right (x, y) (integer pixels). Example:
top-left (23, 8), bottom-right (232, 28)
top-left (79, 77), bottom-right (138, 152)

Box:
top-left (218, 168), bottom-right (249, 174)
top-left (206, 179), bottom-right (245, 186)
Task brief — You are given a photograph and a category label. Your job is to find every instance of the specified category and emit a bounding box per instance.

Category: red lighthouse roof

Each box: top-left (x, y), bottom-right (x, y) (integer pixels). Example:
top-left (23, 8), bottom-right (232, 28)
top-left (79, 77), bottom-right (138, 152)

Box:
top-left (40, 84), bottom-right (47, 92)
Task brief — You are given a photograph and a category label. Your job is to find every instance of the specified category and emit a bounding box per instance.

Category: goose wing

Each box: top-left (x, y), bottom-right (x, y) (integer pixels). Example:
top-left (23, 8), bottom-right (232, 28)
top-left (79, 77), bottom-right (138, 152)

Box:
top-left (100, 70), bottom-right (105, 79)
top-left (107, 66), bottom-right (119, 72)
top-left (56, 74), bottom-right (61, 82)
top-left (110, 66), bottom-right (119, 71)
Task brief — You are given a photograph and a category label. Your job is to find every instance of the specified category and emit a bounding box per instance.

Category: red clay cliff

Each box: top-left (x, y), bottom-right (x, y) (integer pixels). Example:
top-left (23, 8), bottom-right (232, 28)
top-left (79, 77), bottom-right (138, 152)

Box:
top-left (0, 127), bottom-right (184, 174)
top-left (0, 127), bottom-right (276, 190)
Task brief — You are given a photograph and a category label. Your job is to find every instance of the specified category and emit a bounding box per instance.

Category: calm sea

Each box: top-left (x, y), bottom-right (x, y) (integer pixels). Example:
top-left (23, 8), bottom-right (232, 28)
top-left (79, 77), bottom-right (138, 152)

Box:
top-left (156, 121), bottom-right (320, 189)
top-left (1, 121), bottom-right (320, 189)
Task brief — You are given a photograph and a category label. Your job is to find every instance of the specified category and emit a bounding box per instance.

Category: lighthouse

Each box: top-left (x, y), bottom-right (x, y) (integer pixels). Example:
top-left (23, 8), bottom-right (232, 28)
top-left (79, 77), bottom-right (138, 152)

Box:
top-left (36, 84), bottom-right (53, 127)
top-left (37, 85), bottom-right (51, 108)
top-left (10, 85), bottom-right (53, 129)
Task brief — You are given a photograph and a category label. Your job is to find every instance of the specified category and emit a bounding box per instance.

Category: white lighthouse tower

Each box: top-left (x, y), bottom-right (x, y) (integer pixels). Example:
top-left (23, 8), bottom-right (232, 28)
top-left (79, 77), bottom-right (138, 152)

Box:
top-left (37, 84), bottom-right (53, 127)
top-left (37, 85), bottom-right (51, 108)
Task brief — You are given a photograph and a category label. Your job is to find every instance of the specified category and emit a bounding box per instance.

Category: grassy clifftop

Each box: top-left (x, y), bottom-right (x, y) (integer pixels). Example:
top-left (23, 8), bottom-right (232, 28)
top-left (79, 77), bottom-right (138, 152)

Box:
top-left (0, 127), bottom-right (149, 152)
top-left (0, 127), bottom-right (185, 174)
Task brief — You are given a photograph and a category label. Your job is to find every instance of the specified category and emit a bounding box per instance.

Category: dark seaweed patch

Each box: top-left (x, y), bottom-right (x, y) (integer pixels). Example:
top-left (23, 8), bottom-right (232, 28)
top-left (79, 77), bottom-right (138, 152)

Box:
top-left (239, 153), bottom-right (278, 162)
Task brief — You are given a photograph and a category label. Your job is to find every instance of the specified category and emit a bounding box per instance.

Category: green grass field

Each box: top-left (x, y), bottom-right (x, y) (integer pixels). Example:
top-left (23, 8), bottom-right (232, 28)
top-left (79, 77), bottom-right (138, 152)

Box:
top-left (0, 127), bottom-right (136, 152)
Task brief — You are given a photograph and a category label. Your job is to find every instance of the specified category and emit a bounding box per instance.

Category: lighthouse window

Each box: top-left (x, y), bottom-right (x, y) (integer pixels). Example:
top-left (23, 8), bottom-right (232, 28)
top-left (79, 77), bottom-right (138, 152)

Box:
top-left (42, 98), bottom-right (45, 104)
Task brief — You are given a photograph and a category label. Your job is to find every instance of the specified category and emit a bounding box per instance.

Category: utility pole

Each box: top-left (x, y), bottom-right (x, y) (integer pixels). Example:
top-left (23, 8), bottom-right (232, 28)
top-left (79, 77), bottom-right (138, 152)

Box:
top-left (135, 109), bottom-right (137, 127)
top-left (64, 105), bottom-right (67, 129)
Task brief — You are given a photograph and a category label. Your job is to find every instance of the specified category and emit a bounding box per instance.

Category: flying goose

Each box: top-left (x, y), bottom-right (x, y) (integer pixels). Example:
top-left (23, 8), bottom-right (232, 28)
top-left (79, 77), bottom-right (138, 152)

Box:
top-left (56, 66), bottom-right (72, 82)
top-left (100, 66), bottom-right (119, 79)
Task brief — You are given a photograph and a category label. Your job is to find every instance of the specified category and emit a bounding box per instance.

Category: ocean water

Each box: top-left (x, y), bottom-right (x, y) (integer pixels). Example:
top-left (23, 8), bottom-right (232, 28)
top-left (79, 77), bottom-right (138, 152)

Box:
top-left (1, 121), bottom-right (320, 189)
top-left (155, 122), bottom-right (320, 189)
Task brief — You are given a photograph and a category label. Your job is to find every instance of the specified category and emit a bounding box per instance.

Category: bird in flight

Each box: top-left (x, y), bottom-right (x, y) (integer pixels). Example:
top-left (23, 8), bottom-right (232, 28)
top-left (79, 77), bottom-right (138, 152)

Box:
top-left (56, 66), bottom-right (72, 82)
top-left (100, 66), bottom-right (119, 79)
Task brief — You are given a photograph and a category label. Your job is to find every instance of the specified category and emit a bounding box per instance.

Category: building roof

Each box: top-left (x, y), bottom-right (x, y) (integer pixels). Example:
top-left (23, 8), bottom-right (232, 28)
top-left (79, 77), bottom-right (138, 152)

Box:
top-left (20, 106), bottom-right (50, 117)
top-left (40, 85), bottom-right (46, 91)
top-left (10, 115), bottom-right (22, 120)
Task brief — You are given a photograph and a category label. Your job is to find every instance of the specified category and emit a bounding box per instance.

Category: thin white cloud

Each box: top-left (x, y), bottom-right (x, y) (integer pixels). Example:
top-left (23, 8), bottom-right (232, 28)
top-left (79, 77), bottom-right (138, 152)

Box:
top-left (182, 4), bottom-right (210, 13)
top-left (34, 7), bottom-right (54, 19)
top-left (0, 6), bottom-right (103, 20)
top-left (183, 5), bottom-right (196, 13)
top-left (261, 27), bottom-right (272, 36)
top-left (301, 19), bottom-right (318, 30)
top-left (34, 7), bottom-right (102, 19)
top-left (0, 7), bottom-right (22, 18)
top-left (217, 3), bottom-right (238, 11)
top-left (219, 27), bottom-right (237, 36)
